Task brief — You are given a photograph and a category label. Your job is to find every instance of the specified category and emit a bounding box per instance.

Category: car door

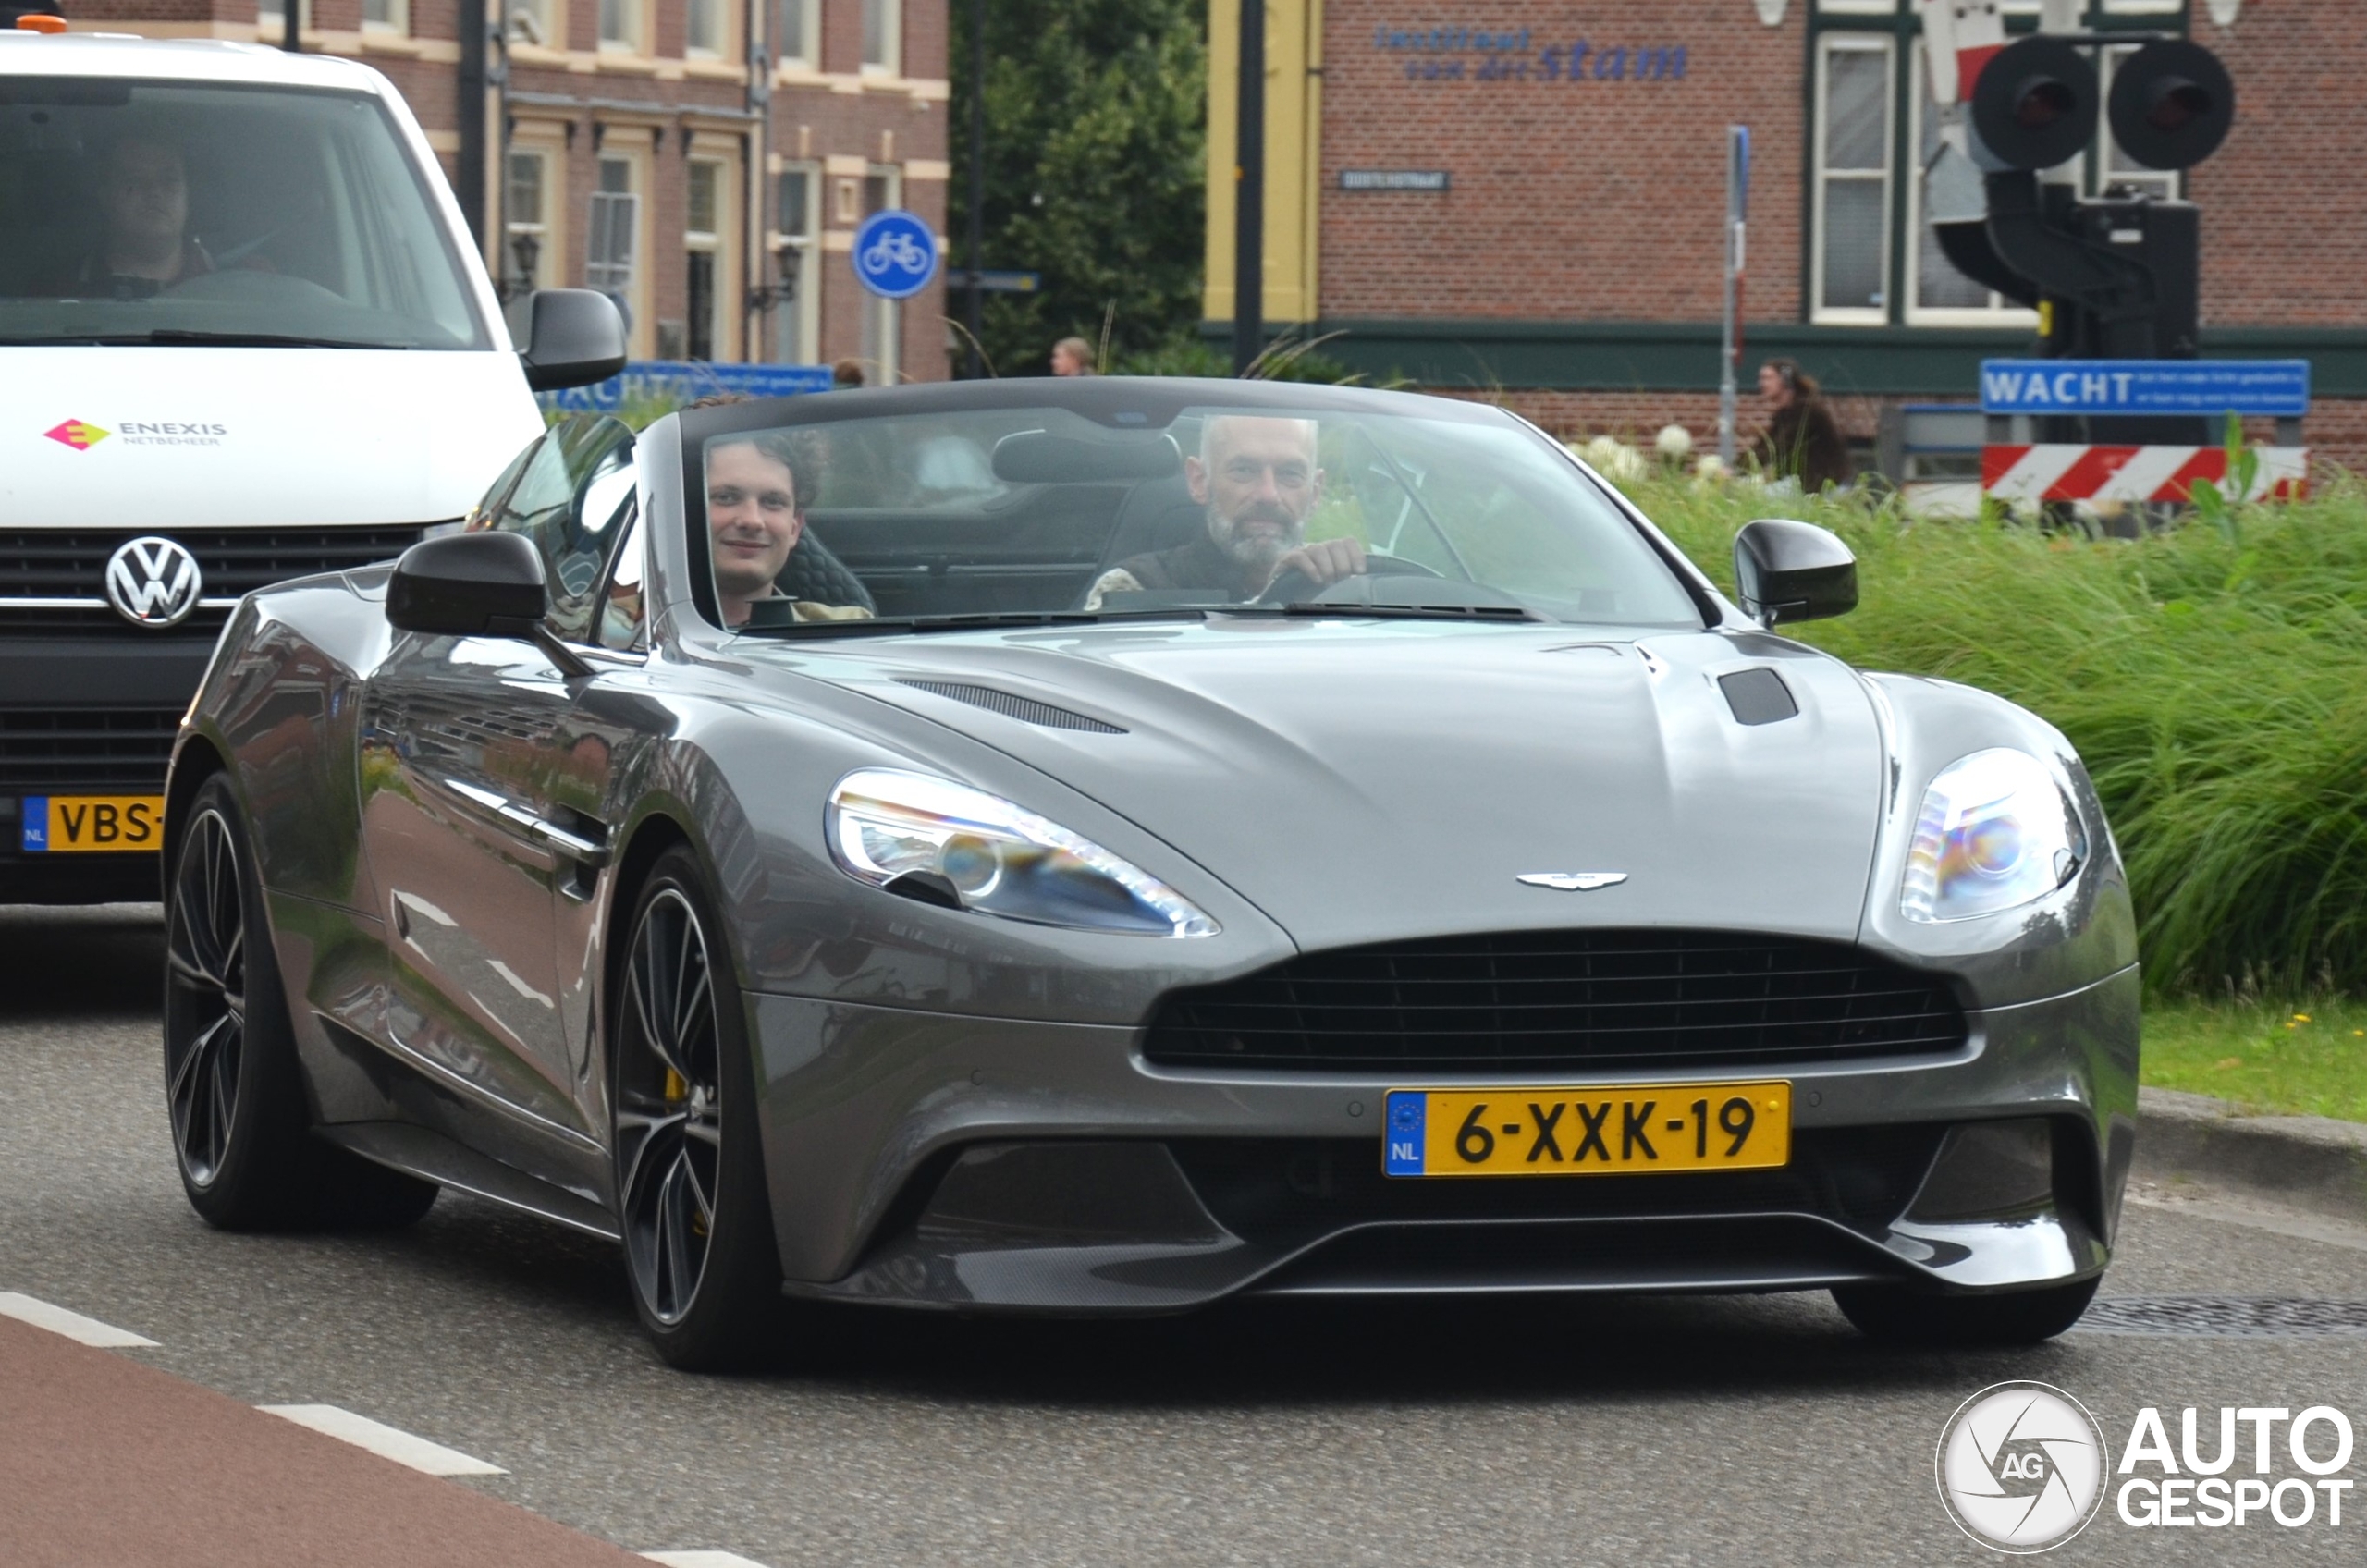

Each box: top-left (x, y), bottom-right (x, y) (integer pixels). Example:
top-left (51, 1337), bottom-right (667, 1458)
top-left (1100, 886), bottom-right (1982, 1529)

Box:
top-left (357, 416), bottom-right (640, 1142)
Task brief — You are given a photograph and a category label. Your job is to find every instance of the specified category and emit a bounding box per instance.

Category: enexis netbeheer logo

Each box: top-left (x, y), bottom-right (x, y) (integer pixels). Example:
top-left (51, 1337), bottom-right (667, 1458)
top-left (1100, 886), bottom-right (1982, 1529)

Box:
top-left (44, 418), bottom-right (109, 451)
top-left (1937, 1381), bottom-right (2108, 1553)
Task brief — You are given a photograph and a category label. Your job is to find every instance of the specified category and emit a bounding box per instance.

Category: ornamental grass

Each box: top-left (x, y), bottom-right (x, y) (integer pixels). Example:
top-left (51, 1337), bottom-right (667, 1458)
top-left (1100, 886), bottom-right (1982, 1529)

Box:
top-left (1626, 472), bottom-right (2367, 1000)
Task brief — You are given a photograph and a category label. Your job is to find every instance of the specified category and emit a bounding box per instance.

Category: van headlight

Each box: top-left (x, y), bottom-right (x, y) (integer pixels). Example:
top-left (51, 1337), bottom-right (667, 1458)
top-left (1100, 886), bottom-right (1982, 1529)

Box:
top-left (828, 768), bottom-right (1218, 937)
top-left (1900, 749), bottom-right (2086, 923)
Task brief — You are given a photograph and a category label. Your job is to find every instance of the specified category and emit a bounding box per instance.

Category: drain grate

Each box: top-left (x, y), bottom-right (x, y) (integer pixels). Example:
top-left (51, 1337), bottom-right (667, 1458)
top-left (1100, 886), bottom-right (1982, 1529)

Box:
top-left (2079, 1296), bottom-right (2367, 1339)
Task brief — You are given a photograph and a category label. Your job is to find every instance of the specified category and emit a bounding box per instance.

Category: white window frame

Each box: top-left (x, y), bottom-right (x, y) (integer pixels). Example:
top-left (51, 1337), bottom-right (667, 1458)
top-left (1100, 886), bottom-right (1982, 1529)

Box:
top-left (684, 157), bottom-right (726, 361)
top-left (777, 0), bottom-right (820, 67)
top-left (1814, 0), bottom-right (1898, 13)
top-left (598, 0), bottom-right (643, 53)
top-left (588, 153), bottom-right (645, 351)
top-left (1906, 51), bottom-right (2040, 327)
top-left (861, 0), bottom-right (901, 77)
top-left (255, 0), bottom-right (312, 34)
top-left (505, 0), bottom-right (558, 47)
top-left (773, 163), bottom-right (821, 364)
top-left (505, 147), bottom-right (551, 292)
top-left (685, 0), bottom-right (726, 59)
top-left (860, 164), bottom-right (902, 383)
top-left (361, 0), bottom-right (409, 33)
top-left (1811, 33), bottom-right (1895, 327)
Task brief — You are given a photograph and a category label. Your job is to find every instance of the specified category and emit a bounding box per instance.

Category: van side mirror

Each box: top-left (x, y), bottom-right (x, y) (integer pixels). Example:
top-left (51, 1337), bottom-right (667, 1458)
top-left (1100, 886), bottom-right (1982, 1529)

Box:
top-left (1734, 518), bottom-right (1858, 628)
top-left (519, 288), bottom-right (627, 392)
top-left (387, 532), bottom-right (547, 636)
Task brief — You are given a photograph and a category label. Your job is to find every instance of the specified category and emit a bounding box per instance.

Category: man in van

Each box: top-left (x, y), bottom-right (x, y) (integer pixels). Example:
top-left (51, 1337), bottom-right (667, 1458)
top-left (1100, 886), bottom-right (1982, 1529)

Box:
top-left (52, 133), bottom-right (217, 296)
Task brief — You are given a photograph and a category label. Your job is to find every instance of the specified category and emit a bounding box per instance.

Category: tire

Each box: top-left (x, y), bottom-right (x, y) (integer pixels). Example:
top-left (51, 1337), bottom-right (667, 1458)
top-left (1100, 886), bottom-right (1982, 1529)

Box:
top-left (1832, 1276), bottom-right (2101, 1348)
top-left (609, 845), bottom-right (782, 1370)
top-left (165, 773), bottom-right (438, 1231)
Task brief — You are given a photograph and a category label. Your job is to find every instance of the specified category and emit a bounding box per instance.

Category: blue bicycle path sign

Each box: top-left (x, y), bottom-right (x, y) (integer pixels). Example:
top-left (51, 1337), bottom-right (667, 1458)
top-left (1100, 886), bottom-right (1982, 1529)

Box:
top-left (851, 209), bottom-right (939, 300)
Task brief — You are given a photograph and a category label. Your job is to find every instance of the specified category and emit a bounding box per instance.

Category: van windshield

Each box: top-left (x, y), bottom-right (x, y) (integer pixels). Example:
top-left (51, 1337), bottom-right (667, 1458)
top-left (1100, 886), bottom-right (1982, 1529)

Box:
top-left (0, 78), bottom-right (487, 350)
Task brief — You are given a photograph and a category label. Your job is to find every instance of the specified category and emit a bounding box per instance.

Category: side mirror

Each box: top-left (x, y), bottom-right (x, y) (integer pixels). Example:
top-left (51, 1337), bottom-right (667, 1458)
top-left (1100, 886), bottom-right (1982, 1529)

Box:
top-left (387, 531), bottom-right (546, 636)
top-left (1734, 518), bottom-right (1857, 628)
top-left (519, 288), bottom-right (627, 392)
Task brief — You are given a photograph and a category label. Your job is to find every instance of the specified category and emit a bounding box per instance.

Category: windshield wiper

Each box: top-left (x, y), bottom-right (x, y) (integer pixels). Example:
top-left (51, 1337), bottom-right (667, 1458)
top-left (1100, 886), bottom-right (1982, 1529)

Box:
top-left (26, 329), bottom-right (411, 350)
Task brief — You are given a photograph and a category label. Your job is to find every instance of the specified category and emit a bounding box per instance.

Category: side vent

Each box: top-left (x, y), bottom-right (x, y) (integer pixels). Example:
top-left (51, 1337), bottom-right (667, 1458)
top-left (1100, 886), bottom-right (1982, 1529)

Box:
top-left (896, 679), bottom-right (1126, 734)
top-left (1718, 668), bottom-right (1798, 727)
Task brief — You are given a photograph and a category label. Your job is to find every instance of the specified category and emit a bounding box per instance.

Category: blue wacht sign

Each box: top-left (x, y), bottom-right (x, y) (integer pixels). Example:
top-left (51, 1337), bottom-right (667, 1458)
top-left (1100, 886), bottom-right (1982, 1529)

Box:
top-left (1979, 360), bottom-right (2311, 418)
top-left (539, 360), bottom-right (836, 413)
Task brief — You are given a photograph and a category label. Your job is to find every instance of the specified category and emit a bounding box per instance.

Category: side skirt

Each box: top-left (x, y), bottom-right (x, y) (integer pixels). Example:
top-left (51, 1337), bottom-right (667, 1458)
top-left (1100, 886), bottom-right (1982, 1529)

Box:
top-left (316, 1121), bottom-right (622, 1243)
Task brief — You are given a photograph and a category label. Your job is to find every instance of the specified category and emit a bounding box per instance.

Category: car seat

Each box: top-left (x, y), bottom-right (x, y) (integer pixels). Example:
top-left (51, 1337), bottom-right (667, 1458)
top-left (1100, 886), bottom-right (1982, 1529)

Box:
top-left (776, 530), bottom-right (877, 612)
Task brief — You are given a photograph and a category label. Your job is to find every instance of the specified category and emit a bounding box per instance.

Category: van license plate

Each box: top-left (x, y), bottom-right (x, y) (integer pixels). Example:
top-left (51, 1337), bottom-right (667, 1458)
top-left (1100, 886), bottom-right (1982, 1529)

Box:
top-left (21, 795), bottom-right (165, 853)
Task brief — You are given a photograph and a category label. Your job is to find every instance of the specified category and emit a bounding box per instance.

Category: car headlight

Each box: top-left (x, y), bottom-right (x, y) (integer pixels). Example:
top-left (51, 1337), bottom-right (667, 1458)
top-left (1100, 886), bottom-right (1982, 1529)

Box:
top-left (827, 768), bottom-right (1219, 937)
top-left (1900, 749), bottom-right (2086, 924)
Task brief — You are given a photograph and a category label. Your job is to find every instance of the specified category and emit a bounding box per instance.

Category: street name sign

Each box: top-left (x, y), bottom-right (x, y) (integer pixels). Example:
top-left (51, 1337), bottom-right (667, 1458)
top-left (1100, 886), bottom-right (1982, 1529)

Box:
top-left (944, 268), bottom-right (1043, 293)
top-left (1979, 359), bottom-right (2310, 418)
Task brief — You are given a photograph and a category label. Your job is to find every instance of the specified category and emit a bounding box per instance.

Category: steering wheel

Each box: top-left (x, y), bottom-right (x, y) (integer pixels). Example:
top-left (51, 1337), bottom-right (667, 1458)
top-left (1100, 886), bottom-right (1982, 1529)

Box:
top-left (1253, 550), bottom-right (1444, 606)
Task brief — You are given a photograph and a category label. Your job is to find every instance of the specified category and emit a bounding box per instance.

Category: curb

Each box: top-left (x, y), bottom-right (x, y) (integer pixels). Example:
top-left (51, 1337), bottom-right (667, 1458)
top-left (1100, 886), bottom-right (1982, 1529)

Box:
top-left (2134, 1086), bottom-right (2367, 1224)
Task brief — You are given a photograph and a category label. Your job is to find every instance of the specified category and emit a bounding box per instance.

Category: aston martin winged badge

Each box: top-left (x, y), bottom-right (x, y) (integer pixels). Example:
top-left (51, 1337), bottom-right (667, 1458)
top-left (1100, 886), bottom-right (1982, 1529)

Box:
top-left (1516, 872), bottom-right (1629, 891)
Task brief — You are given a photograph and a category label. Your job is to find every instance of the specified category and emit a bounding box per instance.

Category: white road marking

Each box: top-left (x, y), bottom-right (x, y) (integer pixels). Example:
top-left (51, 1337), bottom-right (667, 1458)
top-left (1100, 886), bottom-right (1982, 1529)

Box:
top-left (642, 1554), bottom-right (775, 1568)
top-left (0, 1292), bottom-right (159, 1347)
top-left (258, 1403), bottom-right (507, 1476)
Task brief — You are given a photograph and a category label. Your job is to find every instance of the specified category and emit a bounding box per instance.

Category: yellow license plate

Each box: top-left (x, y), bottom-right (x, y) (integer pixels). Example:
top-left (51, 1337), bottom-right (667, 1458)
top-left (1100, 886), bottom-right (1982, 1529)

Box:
top-left (1383, 1082), bottom-right (1792, 1178)
top-left (20, 794), bottom-right (165, 853)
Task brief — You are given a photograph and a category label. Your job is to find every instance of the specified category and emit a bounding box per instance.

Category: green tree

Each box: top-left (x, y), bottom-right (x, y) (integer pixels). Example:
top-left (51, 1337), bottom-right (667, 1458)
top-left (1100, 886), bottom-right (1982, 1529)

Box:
top-left (949, 0), bottom-right (1206, 377)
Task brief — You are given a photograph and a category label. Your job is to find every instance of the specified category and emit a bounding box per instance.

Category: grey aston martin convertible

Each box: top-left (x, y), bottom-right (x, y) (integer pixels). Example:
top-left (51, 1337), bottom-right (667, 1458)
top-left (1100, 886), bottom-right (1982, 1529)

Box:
top-left (162, 379), bottom-right (2138, 1367)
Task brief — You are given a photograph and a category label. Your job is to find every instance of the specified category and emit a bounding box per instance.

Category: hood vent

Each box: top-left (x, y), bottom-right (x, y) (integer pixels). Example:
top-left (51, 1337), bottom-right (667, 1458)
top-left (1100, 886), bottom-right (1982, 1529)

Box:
top-left (1718, 668), bottom-right (1798, 726)
top-left (895, 679), bottom-right (1125, 734)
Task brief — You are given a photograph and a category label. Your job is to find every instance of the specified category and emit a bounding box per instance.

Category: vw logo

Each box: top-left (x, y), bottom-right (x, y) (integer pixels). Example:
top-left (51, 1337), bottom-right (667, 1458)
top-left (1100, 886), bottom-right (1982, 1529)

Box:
top-left (104, 535), bottom-right (204, 629)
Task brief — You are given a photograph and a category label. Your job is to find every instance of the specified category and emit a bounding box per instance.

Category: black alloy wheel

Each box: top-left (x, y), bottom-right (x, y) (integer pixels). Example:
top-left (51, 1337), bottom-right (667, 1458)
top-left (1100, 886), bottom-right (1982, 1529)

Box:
top-left (164, 773), bottom-right (439, 1230)
top-left (612, 846), bottom-right (781, 1367)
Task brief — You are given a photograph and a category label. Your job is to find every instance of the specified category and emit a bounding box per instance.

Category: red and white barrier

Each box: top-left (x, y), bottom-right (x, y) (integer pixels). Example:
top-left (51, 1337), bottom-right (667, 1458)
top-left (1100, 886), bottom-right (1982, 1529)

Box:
top-left (1981, 444), bottom-right (2309, 505)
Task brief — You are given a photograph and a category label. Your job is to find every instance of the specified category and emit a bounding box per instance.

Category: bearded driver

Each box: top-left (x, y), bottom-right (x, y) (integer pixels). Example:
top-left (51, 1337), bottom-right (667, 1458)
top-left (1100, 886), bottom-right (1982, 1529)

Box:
top-left (705, 432), bottom-right (870, 629)
top-left (1084, 415), bottom-right (1365, 609)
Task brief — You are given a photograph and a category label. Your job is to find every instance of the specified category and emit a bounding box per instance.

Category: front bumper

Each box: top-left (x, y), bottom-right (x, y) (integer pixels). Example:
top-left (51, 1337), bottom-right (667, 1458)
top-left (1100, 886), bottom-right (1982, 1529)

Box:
top-left (754, 964), bottom-right (2140, 1313)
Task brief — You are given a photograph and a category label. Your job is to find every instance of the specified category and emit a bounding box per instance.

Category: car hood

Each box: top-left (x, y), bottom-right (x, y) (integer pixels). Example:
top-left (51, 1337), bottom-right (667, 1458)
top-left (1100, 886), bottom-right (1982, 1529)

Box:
top-left (0, 347), bottom-right (543, 527)
top-left (773, 620), bottom-right (1888, 953)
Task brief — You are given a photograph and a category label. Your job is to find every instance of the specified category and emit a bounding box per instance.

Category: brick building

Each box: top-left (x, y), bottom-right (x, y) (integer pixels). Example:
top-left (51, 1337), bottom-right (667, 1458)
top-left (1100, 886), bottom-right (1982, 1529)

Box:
top-left (66, 0), bottom-right (950, 382)
top-left (1207, 1), bottom-right (2367, 471)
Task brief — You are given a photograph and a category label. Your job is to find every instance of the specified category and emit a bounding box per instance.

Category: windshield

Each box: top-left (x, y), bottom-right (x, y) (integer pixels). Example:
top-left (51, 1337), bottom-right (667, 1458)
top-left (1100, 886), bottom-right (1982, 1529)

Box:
top-left (0, 78), bottom-right (487, 350)
top-left (692, 399), bottom-right (1704, 634)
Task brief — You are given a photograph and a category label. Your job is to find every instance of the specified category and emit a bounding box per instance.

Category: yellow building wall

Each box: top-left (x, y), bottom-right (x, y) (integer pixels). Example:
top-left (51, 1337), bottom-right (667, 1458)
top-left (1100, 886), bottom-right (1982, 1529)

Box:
top-left (1205, 0), bottom-right (1322, 327)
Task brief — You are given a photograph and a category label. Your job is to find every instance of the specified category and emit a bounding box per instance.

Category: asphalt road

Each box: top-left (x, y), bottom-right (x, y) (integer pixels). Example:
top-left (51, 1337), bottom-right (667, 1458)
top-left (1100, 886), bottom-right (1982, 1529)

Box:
top-left (5, 903), bottom-right (2365, 1566)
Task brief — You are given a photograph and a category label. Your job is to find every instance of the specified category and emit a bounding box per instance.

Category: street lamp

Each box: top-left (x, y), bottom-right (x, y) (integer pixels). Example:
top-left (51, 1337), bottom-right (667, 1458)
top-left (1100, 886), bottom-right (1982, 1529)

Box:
top-left (746, 241), bottom-right (801, 315)
top-left (499, 230), bottom-right (540, 302)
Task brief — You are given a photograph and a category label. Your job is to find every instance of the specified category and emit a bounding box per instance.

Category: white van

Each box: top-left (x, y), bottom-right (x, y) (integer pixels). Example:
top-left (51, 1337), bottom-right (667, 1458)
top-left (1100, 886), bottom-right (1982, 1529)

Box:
top-left (0, 31), bottom-right (620, 901)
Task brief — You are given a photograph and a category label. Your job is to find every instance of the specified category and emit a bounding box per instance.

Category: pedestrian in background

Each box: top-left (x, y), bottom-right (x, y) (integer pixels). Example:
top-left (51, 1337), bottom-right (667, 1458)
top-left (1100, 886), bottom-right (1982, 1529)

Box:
top-left (1050, 337), bottom-right (1096, 377)
top-left (831, 359), bottom-right (865, 389)
top-left (1753, 358), bottom-right (1850, 494)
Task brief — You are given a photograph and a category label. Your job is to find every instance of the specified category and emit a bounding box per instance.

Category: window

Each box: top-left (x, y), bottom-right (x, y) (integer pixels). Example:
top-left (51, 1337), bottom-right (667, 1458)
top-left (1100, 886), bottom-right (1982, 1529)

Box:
top-left (506, 0), bottom-right (556, 46)
top-left (1808, 1), bottom-right (2188, 329)
top-left (599, 0), bottom-right (640, 51)
top-left (361, 0), bottom-right (408, 32)
top-left (686, 0), bottom-right (724, 57)
top-left (862, 0), bottom-right (900, 75)
top-left (587, 157), bottom-right (640, 311)
top-left (1814, 35), bottom-right (1893, 323)
top-left (255, 0), bottom-right (311, 36)
top-left (773, 165), bottom-right (819, 362)
top-left (485, 416), bottom-right (640, 644)
top-left (778, 0), bottom-right (818, 67)
top-left (859, 165), bottom-right (901, 383)
top-left (505, 150), bottom-right (549, 294)
top-left (685, 159), bottom-right (723, 361)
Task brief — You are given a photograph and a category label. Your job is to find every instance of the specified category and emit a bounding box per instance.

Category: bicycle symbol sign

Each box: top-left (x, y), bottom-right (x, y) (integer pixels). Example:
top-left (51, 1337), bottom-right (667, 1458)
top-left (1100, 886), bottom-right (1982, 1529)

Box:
top-left (851, 209), bottom-right (939, 300)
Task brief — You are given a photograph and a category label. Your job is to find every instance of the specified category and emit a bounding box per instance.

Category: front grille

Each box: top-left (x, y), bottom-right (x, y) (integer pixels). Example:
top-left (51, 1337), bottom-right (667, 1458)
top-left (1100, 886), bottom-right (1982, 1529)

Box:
top-left (0, 527), bottom-right (430, 636)
top-left (1144, 929), bottom-right (1968, 1073)
top-left (0, 706), bottom-right (182, 790)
